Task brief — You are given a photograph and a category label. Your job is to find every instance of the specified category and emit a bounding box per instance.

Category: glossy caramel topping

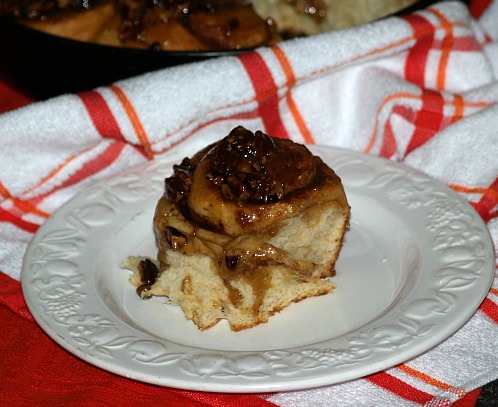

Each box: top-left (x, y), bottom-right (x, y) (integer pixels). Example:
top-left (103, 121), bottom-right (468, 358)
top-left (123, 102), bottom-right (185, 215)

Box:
top-left (0, 0), bottom-right (279, 51)
top-left (119, 1), bottom-right (278, 50)
top-left (166, 126), bottom-right (318, 206)
top-left (164, 126), bottom-right (343, 236)
top-left (207, 126), bottom-right (317, 203)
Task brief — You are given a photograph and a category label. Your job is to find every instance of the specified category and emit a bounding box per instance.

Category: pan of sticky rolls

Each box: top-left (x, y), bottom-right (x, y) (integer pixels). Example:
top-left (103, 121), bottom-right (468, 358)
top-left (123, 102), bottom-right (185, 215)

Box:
top-left (0, 0), bottom-right (439, 98)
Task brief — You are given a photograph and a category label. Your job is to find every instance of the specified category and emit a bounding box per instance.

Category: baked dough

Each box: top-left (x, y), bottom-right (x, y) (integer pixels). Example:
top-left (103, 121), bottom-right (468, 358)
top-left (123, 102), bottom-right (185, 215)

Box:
top-left (122, 126), bottom-right (350, 331)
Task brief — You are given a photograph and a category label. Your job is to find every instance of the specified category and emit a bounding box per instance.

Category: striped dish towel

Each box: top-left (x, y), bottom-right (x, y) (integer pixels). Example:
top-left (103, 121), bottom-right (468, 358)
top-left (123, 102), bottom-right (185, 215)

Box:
top-left (1, 0), bottom-right (497, 405)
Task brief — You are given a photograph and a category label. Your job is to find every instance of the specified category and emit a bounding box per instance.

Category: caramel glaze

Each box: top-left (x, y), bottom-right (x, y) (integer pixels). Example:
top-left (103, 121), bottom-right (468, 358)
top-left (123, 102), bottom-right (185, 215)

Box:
top-left (151, 126), bottom-right (347, 315)
top-left (0, 0), bottom-right (280, 51)
top-left (177, 126), bottom-right (347, 236)
top-left (119, 1), bottom-right (279, 51)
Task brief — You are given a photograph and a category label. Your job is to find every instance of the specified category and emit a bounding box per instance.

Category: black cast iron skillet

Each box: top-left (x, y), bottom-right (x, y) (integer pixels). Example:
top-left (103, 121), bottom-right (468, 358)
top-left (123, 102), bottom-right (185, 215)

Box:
top-left (0, 0), bottom-right (457, 99)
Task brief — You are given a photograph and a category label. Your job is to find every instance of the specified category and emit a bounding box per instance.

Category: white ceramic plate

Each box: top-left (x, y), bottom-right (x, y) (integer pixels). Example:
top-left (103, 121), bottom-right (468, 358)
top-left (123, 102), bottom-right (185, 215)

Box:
top-left (21, 146), bottom-right (495, 393)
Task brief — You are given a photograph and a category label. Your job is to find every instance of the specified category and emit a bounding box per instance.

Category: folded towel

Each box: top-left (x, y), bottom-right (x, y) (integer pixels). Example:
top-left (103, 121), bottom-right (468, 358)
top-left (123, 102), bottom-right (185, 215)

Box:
top-left (0, 1), bottom-right (497, 405)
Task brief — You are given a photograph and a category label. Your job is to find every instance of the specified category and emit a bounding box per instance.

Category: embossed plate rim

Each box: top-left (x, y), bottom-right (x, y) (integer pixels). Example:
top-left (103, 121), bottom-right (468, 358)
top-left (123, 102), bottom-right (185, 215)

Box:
top-left (21, 146), bottom-right (495, 393)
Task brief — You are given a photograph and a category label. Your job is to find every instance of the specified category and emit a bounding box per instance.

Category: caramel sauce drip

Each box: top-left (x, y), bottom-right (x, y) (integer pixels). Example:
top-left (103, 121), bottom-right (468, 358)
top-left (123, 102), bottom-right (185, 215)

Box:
top-left (220, 262), bottom-right (272, 314)
top-left (136, 258), bottom-right (159, 298)
top-left (219, 234), bottom-right (314, 313)
top-left (154, 199), bottom-right (312, 313)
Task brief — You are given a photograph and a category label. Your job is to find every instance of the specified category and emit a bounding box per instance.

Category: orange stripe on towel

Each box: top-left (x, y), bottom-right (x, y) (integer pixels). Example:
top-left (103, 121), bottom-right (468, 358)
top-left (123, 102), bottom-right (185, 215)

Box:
top-left (450, 181), bottom-right (498, 222)
top-left (9, 199), bottom-right (49, 219)
top-left (450, 94), bottom-right (465, 123)
top-left (13, 153), bottom-right (84, 216)
top-left (448, 184), bottom-right (490, 195)
top-left (30, 154), bottom-right (79, 193)
top-left (109, 85), bottom-right (154, 159)
top-left (0, 181), bottom-right (10, 199)
top-left (238, 52), bottom-right (289, 138)
top-left (4, 143), bottom-right (127, 221)
top-left (364, 92), bottom-right (420, 153)
top-left (272, 46), bottom-right (315, 144)
top-left (0, 181), bottom-right (49, 219)
top-left (398, 364), bottom-right (466, 397)
top-left (429, 7), bottom-right (454, 91)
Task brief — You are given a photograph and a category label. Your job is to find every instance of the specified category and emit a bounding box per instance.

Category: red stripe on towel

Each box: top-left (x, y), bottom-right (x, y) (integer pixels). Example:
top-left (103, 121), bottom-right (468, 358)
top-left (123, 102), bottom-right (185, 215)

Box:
top-left (55, 142), bottom-right (127, 190)
top-left (428, 7), bottom-right (454, 91)
top-left (79, 91), bottom-right (126, 141)
top-left (79, 90), bottom-right (149, 158)
top-left (480, 297), bottom-right (498, 324)
top-left (474, 176), bottom-right (498, 223)
top-left (0, 207), bottom-right (39, 234)
top-left (368, 372), bottom-right (434, 404)
top-left (405, 89), bottom-right (444, 155)
top-left (109, 84), bottom-right (154, 158)
top-left (402, 14), bottom-right (436, 87)
top-left (469, 0), bottom-right (493, 18)
top-left (272, 46), bottom-right (315, 144)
